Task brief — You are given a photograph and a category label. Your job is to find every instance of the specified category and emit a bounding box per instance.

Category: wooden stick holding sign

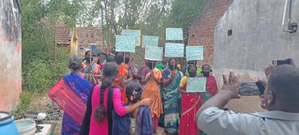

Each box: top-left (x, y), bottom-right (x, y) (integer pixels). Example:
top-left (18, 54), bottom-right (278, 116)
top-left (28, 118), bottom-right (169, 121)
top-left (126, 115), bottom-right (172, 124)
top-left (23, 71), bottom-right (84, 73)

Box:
top-left (186, 77), bottom-right (207, 93)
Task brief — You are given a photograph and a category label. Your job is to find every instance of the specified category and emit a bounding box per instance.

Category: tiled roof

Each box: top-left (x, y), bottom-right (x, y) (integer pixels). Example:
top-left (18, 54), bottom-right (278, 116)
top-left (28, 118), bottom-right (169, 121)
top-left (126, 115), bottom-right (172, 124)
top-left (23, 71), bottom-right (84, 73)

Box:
top-left (55, 25), bottom-right (71, 45)
top-left (55, 25), bottom-right (103, 46)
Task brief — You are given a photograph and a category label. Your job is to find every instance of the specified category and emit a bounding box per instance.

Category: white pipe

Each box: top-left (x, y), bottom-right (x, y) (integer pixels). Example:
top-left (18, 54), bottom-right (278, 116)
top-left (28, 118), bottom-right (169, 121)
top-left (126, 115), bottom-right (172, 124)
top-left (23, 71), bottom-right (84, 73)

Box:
top-left (282, 0), bottom-right (288, 30)
top-left (282, 0), bottom-right (293, 32)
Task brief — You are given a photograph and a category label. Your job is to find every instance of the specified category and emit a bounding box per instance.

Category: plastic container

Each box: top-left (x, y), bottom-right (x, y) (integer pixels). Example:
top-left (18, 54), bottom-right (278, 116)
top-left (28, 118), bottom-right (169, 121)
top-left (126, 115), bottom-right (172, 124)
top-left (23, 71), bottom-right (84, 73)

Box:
top-left (37, 113), bottom-right (46, 120)
top-left (0, 111), bottom-right (19, 135)
top-left (15, 119), bottom-right (36, 135)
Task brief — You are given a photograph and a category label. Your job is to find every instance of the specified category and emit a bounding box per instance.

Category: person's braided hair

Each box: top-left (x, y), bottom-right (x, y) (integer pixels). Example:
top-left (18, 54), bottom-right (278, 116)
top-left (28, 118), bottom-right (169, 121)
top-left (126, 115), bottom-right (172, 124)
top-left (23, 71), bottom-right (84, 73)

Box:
top-left (94, 62), bottom-right (118, 122)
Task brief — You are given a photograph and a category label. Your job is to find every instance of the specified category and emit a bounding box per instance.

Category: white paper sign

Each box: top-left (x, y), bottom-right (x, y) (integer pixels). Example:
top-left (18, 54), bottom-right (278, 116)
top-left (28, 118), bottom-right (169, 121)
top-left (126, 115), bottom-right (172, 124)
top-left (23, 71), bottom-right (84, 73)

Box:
top-left (186, 77), bottom-right (206, 93)
top-left (186, 46), bottom-right (204, 61)
top-left (115, 35), bottom-right (136, 53)
top-left (145, 46), bottom-right (163, 61)
top-left (164, 43), bottom-right (184, 58)
top-left (142, 35), bottom-right (159, 47)
top-left (166, 28), bottom-right (183, 40)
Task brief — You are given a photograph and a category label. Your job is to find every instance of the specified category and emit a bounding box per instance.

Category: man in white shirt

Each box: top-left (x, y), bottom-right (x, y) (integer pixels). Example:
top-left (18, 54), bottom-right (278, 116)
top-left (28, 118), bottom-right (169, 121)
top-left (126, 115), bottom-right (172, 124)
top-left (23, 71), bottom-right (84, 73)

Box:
top-left (196, 65), bottom-right (299, 135)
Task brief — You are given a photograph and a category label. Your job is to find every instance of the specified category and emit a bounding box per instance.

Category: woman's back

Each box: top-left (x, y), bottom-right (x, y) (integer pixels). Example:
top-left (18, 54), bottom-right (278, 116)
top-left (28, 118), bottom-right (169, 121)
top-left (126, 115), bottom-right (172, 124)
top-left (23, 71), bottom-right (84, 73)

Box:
top-left (89, 85), bottom-right (126, 135)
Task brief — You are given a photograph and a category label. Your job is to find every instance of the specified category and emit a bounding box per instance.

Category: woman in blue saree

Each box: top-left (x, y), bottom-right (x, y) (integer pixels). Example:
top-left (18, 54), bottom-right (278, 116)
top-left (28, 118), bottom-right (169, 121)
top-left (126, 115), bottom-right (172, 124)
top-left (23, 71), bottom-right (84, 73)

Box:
top-left (162, 58), bottom-right (183, 134)
top-left (49, 56), bottom-right (93, 135)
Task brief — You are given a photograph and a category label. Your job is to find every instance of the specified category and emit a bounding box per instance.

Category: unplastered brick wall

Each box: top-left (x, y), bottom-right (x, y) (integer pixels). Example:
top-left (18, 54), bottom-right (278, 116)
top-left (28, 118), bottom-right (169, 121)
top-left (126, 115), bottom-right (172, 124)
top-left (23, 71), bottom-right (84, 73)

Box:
top-left (188, 0), bottom-right (233, 65)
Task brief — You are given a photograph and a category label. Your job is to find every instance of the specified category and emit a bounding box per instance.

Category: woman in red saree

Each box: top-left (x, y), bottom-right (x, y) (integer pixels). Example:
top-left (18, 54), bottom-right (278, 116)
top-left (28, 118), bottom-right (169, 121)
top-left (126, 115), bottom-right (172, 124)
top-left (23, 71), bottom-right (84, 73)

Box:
top-left (178, 64), bottom-right (218, 135)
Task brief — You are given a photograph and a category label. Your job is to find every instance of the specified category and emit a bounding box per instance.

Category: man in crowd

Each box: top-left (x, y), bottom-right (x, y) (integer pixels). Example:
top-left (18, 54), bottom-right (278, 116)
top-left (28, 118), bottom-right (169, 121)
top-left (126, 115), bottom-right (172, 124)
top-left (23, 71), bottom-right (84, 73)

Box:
top-left (196, 65), bottom-right (299, 135)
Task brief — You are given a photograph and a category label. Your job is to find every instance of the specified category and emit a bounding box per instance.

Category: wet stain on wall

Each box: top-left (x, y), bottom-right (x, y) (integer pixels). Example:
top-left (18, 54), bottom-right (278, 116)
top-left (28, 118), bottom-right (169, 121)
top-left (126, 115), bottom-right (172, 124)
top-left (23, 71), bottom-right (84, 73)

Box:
top-left (0, 0), bottom-right (22, 111)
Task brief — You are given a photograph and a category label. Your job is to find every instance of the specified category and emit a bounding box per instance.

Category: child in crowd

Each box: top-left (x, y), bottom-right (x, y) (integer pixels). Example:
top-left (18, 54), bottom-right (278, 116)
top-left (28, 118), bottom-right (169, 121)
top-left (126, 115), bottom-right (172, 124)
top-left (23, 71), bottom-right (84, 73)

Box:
top-left (126, 81), bottom-right (154, 135)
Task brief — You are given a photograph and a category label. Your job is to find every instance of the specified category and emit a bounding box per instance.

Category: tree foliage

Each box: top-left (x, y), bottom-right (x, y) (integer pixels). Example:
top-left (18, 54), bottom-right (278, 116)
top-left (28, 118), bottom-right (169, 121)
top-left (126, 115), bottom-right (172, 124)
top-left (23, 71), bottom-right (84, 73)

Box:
top-left (21, 0), bottom-right (83, 92)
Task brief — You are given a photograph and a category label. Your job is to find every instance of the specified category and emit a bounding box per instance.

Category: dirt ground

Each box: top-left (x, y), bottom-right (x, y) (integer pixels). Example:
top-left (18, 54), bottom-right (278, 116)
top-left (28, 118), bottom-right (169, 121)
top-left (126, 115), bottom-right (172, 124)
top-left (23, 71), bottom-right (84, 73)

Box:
top-left (27, 93), bottom-right (62, 135)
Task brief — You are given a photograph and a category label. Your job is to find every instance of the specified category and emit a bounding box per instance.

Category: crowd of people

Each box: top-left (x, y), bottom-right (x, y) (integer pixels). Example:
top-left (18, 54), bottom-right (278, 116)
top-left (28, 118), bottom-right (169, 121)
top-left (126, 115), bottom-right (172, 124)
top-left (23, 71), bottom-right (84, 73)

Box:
top-left (49, 49), bottom-right (299, 135)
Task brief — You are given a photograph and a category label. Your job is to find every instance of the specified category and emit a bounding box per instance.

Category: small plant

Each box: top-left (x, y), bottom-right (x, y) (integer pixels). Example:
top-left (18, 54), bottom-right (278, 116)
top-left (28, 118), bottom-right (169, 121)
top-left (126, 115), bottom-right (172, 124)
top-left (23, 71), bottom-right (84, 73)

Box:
top-left (11, 91), bottom-right (33, 119)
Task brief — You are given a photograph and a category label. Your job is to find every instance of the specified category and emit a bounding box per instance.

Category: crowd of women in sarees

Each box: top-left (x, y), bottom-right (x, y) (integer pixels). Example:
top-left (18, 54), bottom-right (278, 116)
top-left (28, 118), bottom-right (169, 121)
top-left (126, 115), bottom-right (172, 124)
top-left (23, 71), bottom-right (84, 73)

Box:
top-left (140, 57), bottom-right (219, 135)
top-left (49, 49), bottom-right (219, 135)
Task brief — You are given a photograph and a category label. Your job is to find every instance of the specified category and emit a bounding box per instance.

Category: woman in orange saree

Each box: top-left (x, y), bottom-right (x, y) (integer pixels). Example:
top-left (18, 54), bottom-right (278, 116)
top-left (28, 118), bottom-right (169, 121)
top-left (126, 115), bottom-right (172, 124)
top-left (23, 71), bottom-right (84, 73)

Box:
top-left (114, 52), bottom-right (133, 103)
top-left (141, 61), bottom-right (163, 133)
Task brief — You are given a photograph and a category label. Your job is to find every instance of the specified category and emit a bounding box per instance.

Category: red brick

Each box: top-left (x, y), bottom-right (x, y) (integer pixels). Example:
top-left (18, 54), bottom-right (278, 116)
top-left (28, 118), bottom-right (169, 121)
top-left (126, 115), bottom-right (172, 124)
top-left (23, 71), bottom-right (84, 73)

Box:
top-left (188, 0), bottom-right (233, 65)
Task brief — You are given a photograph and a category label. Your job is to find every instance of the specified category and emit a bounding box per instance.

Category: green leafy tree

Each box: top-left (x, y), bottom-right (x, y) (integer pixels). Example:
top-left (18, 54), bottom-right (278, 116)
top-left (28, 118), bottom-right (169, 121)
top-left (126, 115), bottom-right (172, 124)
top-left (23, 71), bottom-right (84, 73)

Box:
top-left (21, 0), bottom-right (84, 92)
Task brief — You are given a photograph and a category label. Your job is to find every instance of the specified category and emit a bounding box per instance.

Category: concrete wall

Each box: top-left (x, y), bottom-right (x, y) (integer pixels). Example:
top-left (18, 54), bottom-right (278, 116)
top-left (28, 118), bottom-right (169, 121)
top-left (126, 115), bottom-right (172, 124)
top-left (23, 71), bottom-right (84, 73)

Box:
top-left (212, 0), bottom-right (299, 112)
top-left (0, 0), bottom-right (22, 111)
top-left (214, 0), bottom-right (299, 71)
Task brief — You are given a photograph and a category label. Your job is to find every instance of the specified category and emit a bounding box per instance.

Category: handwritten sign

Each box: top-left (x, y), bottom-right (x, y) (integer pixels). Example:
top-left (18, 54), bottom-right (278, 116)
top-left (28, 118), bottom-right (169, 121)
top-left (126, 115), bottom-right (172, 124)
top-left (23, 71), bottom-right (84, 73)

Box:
top-left (164, 43), bottom-right (184, 58)
top-left (186, 46), bottom-right (204, 61)
top-left (142, 35), bottom-right (159, 47)
top-left (115, 35), bottom-right (136, 53)
top-left (145, 46), bottom-right (163, 61)
top-left (186, 77), bottom-right (206, 93)
top-left (166, 28), bottom-right (183, 40)
top-left (122, 29), bottom-right (142, 46)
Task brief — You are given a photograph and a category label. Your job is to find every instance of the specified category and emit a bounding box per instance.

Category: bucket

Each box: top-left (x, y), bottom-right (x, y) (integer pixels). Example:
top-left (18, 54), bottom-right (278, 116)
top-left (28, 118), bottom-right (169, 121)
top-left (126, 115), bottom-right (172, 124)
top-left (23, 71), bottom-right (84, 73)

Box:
top-left (0, 111), bottom-right (19, 135)
top-left (15, 119), bottom-right (36, 135)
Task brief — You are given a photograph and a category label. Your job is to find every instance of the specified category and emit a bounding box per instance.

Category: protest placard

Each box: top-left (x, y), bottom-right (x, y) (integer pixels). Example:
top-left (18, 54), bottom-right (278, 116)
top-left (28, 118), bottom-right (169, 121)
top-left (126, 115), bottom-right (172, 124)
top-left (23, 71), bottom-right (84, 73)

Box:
top-left (145, 46), bottom-right (163, 61)
top-left (122, 29), bottom-right (141, 46)
top-left (115, 35), bottom-right (136, 53)
top-left (166, 28), bottom-right (183, 40)
top-left (186, 77), bottom-right (206, 93)
top-left (142, 35), bottom-right (159, 47)
top-left (186, 46), bottom-right (204, 61)
top-left (164, 43), bottom-right (184, 58)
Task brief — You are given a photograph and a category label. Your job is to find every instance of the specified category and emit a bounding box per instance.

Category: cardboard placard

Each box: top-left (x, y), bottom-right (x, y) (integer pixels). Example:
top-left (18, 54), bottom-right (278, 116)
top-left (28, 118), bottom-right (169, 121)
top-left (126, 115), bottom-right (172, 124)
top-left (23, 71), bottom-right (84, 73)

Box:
top-left (115, 35), bottom-right (136, 53)
top-left (122, 29), bottom-right (142, 46)
top-left (145, 46), bottom-right (163, 61)
top-left (186, 46), bottom-right (204, 61)
top-left (142, 35), bottom-right (159, 47)
top-left (186, 77), bottom-right (206, 93)
top-left (164, 43), bottom-right (184, 58)
top-left (166, 28), bottom-right (183, 40)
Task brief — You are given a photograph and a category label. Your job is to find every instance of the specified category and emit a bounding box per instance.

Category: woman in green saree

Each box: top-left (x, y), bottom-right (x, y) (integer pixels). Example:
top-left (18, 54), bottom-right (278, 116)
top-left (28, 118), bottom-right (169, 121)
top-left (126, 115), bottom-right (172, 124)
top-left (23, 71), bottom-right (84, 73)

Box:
top-left (162, 58), bottom-right (183, 134)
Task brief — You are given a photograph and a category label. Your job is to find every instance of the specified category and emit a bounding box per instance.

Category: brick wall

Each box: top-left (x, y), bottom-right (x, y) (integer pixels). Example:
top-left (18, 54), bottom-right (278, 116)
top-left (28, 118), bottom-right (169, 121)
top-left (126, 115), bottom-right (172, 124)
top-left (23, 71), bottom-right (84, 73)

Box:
top-left (77, 27), bottom-right (103, 46)
top-left (188, 0), bottom-right (233, 65)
